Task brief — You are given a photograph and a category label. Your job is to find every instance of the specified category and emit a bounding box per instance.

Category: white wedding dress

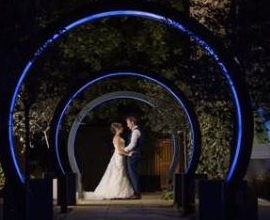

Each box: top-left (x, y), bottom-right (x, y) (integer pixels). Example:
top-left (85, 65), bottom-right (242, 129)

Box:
top-left (85, 138), bottom-right (134, 200)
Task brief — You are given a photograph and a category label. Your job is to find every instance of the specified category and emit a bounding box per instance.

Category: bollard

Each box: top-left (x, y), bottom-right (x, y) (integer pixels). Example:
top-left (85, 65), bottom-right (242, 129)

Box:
top-left (236, 181), bottom-right (258, 220)
top-left (3, 181), bottom-right (26, 220)
top-left (174, 173), bottom-right (195, 215)
top-left (25, 178), bottom-right (53, 220)
top-left (0, 190), bottom-right (3, 220)
top-left (57, 172), bottom-right (77, 210)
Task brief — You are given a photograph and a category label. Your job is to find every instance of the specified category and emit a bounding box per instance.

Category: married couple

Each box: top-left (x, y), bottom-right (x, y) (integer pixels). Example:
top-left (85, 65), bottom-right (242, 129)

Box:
top-left (93, 116), bottom-right (143, 199)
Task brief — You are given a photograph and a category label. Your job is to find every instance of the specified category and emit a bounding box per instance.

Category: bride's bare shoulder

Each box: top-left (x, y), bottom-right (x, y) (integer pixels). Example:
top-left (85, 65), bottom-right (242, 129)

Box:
top-left (113, 135), bottom-right (120, 142)
top-left (113, 136), bottom-right (125, 146)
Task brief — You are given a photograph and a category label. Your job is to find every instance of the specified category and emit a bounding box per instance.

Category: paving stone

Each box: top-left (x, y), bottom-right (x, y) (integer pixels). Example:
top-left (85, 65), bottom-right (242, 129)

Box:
top-left (56, 193), bottom-right (270, 220)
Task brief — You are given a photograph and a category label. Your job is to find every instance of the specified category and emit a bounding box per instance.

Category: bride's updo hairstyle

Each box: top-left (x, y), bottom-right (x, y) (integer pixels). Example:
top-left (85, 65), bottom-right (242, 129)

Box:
top-left (110, 123), bottom-right (123, 134)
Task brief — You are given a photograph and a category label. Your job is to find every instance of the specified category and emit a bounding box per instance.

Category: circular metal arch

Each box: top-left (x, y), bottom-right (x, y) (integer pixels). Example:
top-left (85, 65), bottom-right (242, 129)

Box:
top-left (3, 2), bottom-right (253, 185)
top-left (67, 91), bottom-right (183, 193)
top-left (51, 71), bottom-right (201, 182)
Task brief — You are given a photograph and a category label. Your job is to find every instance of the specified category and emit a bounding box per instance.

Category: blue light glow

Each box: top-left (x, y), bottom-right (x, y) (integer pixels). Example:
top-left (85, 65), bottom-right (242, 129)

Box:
top-left (9, 61), bottom-right (33, 183)
top-left (55, 72), bottom-right (196, 174)
top-left (9, 9), bottom-right (243, 184)
top-left (66, 91), bottom-right (181, 195)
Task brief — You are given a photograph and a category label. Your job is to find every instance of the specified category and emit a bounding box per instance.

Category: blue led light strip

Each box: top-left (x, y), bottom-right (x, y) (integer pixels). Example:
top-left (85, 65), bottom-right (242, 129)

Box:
top-left (66, 91), bottom-right (183, 195)
top-left (9, 10), bottom-right (243, 184)
top-left (55, 72), bottom-right (196, 175)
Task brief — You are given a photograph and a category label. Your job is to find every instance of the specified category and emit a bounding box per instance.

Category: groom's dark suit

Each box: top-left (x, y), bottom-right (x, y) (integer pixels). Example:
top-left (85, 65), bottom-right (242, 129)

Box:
top-left (126, 126), bottom-right (143, 195)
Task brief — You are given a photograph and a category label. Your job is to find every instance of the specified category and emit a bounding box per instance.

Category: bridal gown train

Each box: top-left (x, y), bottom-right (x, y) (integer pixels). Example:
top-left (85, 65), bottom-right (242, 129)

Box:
top-left (90, 138), bottom-right (134, 199)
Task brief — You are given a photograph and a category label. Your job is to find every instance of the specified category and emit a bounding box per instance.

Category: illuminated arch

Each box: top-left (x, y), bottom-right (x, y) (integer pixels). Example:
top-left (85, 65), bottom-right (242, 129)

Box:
top-left (51, 72), bottom-right (201, 181)
top-left (67, 91), bottom-right (186, 194)
top-left (6, 3), bottom-right (253, 185)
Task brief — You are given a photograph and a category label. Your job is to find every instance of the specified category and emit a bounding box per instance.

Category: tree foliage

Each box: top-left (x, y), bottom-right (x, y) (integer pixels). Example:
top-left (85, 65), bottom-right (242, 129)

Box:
top-left (0, 163), bottom-right (5, 190)
top-left (1, 0), bottom-right (269, 182)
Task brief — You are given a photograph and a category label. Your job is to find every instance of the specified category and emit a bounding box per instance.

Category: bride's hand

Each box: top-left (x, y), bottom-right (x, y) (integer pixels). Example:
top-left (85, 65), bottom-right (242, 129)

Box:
top-left (128, 151), bottom-right (134, 157)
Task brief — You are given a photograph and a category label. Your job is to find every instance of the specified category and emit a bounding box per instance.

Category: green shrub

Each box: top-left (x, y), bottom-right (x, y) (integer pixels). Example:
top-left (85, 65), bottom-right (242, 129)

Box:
top-left (0, 162), bottom-right (5, 190)
top-left (161, 189), bottom-right (173, 200)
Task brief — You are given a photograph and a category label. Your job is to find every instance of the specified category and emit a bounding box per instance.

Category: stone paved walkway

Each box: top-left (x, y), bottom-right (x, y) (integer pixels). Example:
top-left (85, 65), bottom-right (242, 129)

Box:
top-left (62, 206), bottom-right (187, 220)
top-left (55, 193), bottom-right (191, 220)
top-left (54, 194), bottom-right (270, 220)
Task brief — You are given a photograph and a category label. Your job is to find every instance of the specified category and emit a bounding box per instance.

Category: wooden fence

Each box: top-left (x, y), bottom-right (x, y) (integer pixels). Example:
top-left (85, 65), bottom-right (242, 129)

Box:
top-left (140, 139), bottom-right (173, 189)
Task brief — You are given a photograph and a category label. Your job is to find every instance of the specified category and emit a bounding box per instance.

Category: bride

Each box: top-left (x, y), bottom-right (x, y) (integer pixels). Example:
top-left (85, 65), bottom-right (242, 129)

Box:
top-left (91, 122), bottom-right (134, 199)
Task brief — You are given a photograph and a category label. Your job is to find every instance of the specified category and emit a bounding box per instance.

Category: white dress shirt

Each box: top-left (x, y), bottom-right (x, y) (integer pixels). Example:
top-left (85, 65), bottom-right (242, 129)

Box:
top-left (125, 126), bottom-right (141, 152)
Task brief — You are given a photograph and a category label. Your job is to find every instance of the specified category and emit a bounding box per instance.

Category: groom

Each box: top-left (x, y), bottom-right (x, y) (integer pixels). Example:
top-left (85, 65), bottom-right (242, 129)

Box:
top-left (125, 115), bottom-right (143, 199)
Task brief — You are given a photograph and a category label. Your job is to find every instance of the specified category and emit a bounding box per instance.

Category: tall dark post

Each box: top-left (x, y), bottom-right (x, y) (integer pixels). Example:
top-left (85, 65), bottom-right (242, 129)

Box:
top-left (60, 175), bottom-right (68, 213)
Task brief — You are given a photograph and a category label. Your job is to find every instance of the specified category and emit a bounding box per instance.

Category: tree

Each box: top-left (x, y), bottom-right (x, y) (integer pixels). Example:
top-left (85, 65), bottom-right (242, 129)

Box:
top-left (1, 0), bottom-right (269, 181)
